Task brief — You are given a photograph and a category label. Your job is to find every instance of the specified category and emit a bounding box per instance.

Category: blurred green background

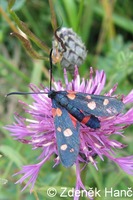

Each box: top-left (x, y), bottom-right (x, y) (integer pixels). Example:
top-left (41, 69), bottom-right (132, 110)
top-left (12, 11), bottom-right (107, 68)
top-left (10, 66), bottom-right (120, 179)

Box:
top-left (0, 0), bottom-right (133, 199)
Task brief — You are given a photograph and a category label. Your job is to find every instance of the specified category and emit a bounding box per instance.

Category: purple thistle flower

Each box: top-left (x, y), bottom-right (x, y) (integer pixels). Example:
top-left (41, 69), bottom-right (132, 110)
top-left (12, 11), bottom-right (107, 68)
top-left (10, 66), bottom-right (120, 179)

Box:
top-left (5, 67), bottom-right (133, 198)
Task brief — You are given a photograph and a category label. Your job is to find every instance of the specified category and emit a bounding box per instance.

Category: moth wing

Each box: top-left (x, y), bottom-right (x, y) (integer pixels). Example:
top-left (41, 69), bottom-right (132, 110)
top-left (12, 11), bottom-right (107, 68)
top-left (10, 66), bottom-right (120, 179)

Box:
top-left (52, 99), bottom-right (80, 167)
top-left (66, 92), bottom-right (124, 117)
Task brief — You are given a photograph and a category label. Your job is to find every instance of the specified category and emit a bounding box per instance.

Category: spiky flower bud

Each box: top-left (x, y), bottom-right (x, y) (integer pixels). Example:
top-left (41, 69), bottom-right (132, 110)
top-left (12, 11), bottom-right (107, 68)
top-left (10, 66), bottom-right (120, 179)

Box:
top-left (52, 27), bottom-right (87, 72)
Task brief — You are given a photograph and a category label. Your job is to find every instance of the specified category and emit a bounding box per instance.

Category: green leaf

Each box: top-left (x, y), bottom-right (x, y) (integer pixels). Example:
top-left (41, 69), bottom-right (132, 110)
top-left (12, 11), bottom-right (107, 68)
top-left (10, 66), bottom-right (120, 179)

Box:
top-left (11, 0), bottom-right (26, 11)
top-left (0, 145), bottom-right (23, 168)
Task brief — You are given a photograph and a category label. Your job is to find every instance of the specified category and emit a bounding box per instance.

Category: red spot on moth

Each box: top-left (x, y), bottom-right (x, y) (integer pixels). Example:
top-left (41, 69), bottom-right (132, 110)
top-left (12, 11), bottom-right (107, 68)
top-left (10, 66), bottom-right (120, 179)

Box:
top-left (60, 144), bottom-right (67, 151)
top-left (87, 101), bottom-right (96, 110)
top-left (81, 116), bottom-right (91, 124)
top-left (86, 95), bottom-right (91, 100)
top-left (56, 108), bottom-right (62, 116)
top-left (67, 92), bottom-right (76, 100)
top-left (103, 99), bottom-right (109, 106)
top-left (64, 128), bottom-right (73, 137)
top-left (52, 108), bottom-right (56, 117)
top-left (57, 127), bottom-right (62, 132)
top-left (69, 114), bottom-right (77, 127)
top-left (52, 108), bottom-right (62, 117)
top-left (70, 148), bottom-right (74, 153)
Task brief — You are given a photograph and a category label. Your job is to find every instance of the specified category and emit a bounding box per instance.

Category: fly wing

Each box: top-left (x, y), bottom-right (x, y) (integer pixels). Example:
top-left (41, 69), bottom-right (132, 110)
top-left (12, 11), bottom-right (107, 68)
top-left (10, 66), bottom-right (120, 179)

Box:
top-left (52, 99), bottom-right (80, 167)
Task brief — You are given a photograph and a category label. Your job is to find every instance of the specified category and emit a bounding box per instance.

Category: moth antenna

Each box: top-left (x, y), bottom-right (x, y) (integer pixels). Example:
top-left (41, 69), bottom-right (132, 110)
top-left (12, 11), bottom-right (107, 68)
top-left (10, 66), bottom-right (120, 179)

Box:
top-left (49, 48), bottom-right (53, 91)
top-left (5, 91), bottom-right (47, 97)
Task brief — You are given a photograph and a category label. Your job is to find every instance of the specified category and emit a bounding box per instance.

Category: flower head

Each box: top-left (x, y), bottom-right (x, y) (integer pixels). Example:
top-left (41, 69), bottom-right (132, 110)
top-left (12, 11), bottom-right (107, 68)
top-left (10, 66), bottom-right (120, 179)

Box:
top-left (5, 67), bottom-right (133, 199)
